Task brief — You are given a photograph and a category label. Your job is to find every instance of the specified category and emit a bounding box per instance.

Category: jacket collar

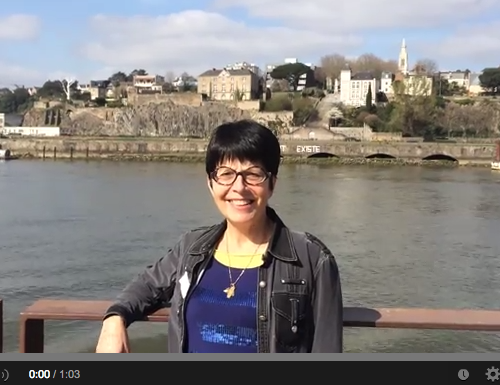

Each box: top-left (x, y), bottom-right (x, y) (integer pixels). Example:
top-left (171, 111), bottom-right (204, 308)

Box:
top-left (187, 206), bottom-right (298, 262)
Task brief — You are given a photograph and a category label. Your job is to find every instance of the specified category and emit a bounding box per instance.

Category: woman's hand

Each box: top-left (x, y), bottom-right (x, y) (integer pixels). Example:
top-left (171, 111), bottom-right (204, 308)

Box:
top-left (95, 315), bottom-right (131, 353)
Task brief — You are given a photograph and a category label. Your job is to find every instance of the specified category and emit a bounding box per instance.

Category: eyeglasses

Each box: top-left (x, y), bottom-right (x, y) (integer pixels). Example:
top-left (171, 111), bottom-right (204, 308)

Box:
top-left (211, 166), bottom-right (271, 186)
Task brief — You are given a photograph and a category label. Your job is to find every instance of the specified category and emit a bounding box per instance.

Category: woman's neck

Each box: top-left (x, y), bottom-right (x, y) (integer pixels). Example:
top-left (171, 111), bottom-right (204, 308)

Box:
top-left (223, 215), bottom-right (273, 253)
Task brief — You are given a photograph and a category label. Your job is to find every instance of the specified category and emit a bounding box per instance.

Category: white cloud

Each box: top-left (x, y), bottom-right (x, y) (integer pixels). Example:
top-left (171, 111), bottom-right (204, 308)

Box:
top-left (0, 14), bottom-right (41, 40)
top-left (0, 62), bottom-right (77, 88)
top-left (212, 0), bottom-right (500, 32)
top-left (421, 22), bottom-right (500, 68)
top-left (0, 62), bottom-right (44, 87)
top-left (79, 11), bottom-right (363, 76)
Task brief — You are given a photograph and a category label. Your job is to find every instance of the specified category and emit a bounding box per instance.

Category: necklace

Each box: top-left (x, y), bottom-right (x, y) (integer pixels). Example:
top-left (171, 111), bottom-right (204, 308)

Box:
top-left (223, 234), bottom-right (266, 299)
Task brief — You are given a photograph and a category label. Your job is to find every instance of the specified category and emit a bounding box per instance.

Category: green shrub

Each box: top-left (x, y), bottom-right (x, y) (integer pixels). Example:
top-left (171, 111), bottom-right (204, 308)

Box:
top-left (264, 95), bottom-right (293, 111)
top-left (292, 97), bottom-right (318, 125)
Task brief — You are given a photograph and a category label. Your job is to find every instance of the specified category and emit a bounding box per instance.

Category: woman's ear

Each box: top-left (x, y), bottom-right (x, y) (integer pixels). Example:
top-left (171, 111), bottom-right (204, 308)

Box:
top-left (207, 177), bottom-right (214, 196)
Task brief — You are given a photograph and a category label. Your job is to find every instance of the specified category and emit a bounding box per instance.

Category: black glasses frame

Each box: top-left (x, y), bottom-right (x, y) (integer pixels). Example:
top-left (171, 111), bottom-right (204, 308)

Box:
top-left (211, 166), bottom-right (271, 186)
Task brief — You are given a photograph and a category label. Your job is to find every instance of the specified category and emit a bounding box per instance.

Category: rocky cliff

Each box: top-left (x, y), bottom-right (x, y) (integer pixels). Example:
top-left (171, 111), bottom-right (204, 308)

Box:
top-left (22, 101), bottom-right (253, 138)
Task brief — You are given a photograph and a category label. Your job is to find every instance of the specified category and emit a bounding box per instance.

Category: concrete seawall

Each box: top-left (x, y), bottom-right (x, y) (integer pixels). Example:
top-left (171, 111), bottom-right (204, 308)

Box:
top-left (0, 137), bottom-right (496, 165)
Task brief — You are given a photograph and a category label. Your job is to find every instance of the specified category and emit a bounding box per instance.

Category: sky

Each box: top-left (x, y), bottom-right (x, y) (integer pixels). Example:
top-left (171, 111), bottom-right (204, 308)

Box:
top-left (0, 0), bottom-right (499, 87)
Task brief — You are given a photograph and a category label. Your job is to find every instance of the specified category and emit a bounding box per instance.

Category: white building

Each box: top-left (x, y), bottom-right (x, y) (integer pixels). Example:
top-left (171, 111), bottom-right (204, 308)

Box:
top-left (2, 126), bottom-right (60, 137)
top-left (172, 75), bottom-right (197, 90)
top-left (380, 71), bottom-right (394, 94)
top-left (133, 75), bottom-right (163, 93)
top-left (437, 70), bottom-right (470, 89)
top-left (339, 68), bottom-right (379, 107)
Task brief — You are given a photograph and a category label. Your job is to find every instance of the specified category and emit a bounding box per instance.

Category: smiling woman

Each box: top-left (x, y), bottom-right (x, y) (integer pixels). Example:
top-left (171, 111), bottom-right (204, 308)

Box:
top-left (95, 119), bottom-right (344, 353)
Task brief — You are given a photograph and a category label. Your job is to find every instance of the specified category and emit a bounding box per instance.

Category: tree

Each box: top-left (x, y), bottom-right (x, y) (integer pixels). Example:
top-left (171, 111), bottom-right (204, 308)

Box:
top-left (320, 53), bottom-right (350, 81)
top-left (313, 66), bottom-right (326, 87)
top-left (109, 71), bottom-right (128, 86)
top-left (352, 53), bottom-right (398, 78)
top-left (0, 87), bottom-right (32, 113)
top-left (365, 84), bottom-right (372, 110)
top-left (320, 53), bottom-right (398, 82)
top-left (37, 81), bottom-right (64, 99)
top-left (59, 78), bottom-right (76, 101)
top-left (270, 62), bottom-right (311, 91)
top-left (479, 68), bottom-right (500, 93)
top-left (128, 69), bottom-right (148, 80)
top-left (270, 79), bottom-right (289, 93)
top-left (165, 71), bottom-right (176, 84)
top-left (119, 69), bottom-right (149, 83)
top-left (439, 101), bottom-right (500, 138)
top-left (413, 58), bottom-right (438, 75)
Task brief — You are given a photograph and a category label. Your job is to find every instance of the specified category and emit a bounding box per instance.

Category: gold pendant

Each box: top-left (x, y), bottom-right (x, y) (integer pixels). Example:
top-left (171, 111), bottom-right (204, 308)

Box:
top-left (224, 284), bottom-right (236, 298)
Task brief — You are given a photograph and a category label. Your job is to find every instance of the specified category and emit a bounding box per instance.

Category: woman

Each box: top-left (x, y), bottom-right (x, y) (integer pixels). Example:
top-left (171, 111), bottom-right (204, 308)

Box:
top-left (95, 119), bottom-right (343, 353)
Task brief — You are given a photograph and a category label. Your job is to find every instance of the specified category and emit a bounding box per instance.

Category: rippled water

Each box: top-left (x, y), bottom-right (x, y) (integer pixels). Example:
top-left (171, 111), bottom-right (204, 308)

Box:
top-left (1, 160), bottom-right (500, 353)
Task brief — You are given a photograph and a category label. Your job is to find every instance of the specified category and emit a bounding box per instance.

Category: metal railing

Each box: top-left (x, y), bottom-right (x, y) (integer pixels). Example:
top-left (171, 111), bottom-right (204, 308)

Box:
top-left (14, 299), bottom-right (500, 353)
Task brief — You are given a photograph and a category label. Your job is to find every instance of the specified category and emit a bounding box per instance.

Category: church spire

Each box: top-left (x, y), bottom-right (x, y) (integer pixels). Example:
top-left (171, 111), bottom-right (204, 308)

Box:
top-left (398, 38), bottom-right (408, 75)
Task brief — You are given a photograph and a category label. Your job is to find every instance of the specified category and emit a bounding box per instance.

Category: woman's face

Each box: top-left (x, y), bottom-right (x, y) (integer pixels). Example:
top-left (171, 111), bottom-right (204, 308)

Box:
top-left (207, 158), bottom-right (275, 226)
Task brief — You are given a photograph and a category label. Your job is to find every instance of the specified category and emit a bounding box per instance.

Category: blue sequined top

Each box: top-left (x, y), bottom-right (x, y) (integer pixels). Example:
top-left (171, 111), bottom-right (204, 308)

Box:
top-left (184, 256), bottom-right (259, 353)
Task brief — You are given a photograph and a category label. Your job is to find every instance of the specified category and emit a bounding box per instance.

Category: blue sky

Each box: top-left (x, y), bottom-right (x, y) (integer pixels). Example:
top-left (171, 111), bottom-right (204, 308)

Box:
top-left (1, 0), bottom-right (499, 86)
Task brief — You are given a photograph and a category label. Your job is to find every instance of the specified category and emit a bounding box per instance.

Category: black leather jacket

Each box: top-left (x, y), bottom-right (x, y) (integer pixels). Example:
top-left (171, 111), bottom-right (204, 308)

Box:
top-left (105, 207), bottom-right (343, 353)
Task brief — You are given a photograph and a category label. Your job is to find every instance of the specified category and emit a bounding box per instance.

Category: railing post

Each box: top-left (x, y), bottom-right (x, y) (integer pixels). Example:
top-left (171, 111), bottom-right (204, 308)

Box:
top-left (19, 317), bottom-right (44, 353)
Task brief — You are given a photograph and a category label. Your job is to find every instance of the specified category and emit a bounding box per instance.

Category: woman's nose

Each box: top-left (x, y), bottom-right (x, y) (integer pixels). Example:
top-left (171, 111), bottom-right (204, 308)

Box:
top-left (231, 174), bottom-right (247, 190)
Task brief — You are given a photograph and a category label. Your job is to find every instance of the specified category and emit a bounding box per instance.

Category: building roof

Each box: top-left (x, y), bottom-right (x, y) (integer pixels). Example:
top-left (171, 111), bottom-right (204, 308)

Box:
top-left (198, 68), bottom-right (253, 77)
top-left (351, 71), bottom-right (375, 80)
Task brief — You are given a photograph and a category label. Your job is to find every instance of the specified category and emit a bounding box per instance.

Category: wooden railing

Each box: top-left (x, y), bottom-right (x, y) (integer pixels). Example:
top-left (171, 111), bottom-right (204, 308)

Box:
top-left (13, 299), bottom-right (500, 352)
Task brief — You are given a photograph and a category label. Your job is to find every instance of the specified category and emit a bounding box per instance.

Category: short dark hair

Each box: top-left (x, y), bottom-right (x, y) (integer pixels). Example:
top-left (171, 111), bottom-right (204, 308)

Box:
top-left (205, 119), bottom-right (281, 176)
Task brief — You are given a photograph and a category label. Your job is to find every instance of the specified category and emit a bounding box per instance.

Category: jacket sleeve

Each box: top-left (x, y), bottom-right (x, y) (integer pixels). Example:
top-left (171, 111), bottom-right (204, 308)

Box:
top-left (311, 250), bottom-right (343, 352)
top-left (103, 238), bottom-right (182, 327)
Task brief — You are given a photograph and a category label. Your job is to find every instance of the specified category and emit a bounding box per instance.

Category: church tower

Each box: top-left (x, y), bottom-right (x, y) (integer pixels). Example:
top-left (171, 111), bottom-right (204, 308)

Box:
top-left (398, 38), bottom-right (408, 75)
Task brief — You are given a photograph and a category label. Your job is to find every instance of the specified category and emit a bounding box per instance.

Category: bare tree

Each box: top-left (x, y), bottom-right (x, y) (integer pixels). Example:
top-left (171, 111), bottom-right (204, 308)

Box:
top-left (413, 58), bottom-right (439, 75)
top-left (320, 54), bottom-right (348, 81)
top-left (313, 67), bottom-right (326, 85)
top-left (320, 52), bottom-right (399, 81)
top-left (270, 79), bottom-right (290, 92)
top-left (58, 78), bottom-right (75, 101)
top-left (165, 71), bottom-right (176, 83)
top-left (350, 53), bottom-right (398, 78)
top-left (439, 100), bottom-right (500, 138)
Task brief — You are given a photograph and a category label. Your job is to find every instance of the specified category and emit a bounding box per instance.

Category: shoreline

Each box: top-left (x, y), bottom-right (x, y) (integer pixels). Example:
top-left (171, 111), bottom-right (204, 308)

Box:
top-left (1, 137), bottom-right (495, 168)
top-left (12, 152), bottom-right (493, 167)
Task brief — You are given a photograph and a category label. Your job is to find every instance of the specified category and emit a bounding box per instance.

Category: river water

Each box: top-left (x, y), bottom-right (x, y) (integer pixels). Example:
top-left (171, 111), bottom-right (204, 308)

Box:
top-left (1, 160), bottom-right (500, 353)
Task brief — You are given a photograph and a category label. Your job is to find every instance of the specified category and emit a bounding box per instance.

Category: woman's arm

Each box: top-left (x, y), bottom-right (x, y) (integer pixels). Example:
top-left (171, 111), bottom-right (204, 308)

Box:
top-left (310, 250), bottom-right (343, 352)
top-left (103, 240), bottom-right (181, 327)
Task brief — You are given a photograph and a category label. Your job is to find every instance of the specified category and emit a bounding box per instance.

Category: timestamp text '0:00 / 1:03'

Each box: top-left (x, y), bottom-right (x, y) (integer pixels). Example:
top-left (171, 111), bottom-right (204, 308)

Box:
top-left (29, 370), bottom-right (81, 379)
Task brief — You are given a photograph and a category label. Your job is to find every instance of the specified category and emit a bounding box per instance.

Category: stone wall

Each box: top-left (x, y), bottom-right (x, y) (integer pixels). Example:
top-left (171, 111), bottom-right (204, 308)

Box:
top-left (251, 111), bottom-right (294, 135)
top-left (235, 100), bottom-right (260, 110)
top-left (33, 101), bottom-right (62, 109)
top-left (329, 126), bottom-right (372, 141)
top-left (127, 92), bottom-right (203, 106)
top-left (21, 101), bottom-right (251, 137)
top-left (281, 127), bottom-right (336, 140)
top-left (371, 132), bottom-right (404, 142)
top-left (1, 137), bottom-right (495, 162)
